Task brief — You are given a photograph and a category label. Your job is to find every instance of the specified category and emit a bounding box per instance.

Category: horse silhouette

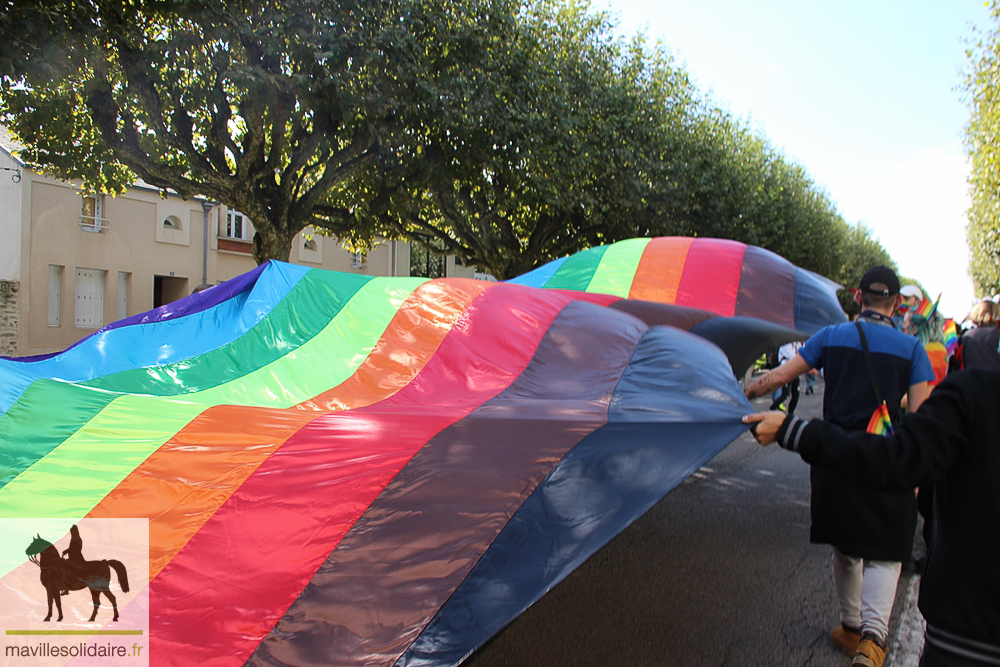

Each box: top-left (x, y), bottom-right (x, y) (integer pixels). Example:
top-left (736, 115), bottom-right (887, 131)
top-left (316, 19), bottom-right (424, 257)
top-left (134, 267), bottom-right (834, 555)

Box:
top-left (25, 526), bottom-right (130, 622)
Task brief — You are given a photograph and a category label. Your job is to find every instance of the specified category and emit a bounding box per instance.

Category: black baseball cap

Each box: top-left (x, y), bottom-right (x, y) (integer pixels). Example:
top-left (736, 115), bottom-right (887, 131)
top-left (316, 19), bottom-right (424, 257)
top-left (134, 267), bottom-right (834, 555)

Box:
top-left (859, 266), bottom-right (900, 297)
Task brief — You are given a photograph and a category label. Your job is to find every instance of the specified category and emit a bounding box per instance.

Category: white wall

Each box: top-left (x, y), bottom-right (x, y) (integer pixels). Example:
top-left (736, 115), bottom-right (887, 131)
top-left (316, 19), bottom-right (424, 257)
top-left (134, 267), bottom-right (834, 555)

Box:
top-left (0, 149), bottom-right (22, 282)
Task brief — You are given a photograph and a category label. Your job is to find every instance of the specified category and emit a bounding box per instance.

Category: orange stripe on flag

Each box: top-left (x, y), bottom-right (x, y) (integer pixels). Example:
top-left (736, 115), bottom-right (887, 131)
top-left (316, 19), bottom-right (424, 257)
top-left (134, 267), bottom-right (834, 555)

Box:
top-left (628, 237), bottom-right (694, 303)
top-left (925, 342), bottom-right (948, 386)
top-left (866, 402), bottom-right (894, 436)
top-left (87, 279), bottom-right (491, 579)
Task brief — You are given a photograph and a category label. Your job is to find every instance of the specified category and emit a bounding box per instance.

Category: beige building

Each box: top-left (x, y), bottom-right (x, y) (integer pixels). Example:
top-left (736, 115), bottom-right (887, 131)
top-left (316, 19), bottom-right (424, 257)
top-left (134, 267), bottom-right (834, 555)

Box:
top-left (0, 129), bottom-right (476, 358)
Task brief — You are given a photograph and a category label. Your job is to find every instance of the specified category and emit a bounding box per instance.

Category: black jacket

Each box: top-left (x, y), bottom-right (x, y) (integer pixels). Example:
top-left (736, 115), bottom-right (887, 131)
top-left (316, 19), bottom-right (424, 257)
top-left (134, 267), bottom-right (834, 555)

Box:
top-left (961, 324), bottom-right (1000, 370)
top-left (777, 370), bottom-right (1000, 665)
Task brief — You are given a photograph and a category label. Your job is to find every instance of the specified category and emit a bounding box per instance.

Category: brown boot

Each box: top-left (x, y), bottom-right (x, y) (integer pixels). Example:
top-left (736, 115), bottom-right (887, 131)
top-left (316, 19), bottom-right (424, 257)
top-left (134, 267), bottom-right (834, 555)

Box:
top-left (853, 636), bottom-right (887, 667)
top-left (830, 624), bottom-right (862, 656)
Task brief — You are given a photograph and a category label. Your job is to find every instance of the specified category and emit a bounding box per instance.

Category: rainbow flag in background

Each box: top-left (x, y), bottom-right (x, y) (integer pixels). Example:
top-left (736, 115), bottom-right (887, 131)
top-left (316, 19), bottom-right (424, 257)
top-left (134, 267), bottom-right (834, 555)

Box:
top-left (925, 340), bottom-right (949, 385)
top-left (943, 318), bottom-right (959, 356)
top-left (913, 293), bottom-right (941, 321)
top-left (867, 402), bottom-right (894, 436)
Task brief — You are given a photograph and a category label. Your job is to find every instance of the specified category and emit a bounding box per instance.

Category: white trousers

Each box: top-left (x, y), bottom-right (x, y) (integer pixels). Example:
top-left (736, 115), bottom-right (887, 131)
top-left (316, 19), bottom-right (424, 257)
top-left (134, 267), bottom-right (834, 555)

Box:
top-left (831, 547), bottom-right (902, 644)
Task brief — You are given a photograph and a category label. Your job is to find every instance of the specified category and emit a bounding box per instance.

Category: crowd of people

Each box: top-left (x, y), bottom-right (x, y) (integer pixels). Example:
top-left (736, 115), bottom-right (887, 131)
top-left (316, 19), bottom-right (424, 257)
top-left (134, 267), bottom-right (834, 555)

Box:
top-left (742, 267), bottom-right (1000, 667)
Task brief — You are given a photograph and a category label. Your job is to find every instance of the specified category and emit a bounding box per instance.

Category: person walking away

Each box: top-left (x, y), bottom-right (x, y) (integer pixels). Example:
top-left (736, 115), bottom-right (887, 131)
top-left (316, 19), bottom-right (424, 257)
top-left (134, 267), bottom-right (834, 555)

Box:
top-left (744, 266), bottom-right (933, 667)
top-left (744, 368), bottom-right (1000, 667)
top-left (901, 285), bottom-right (950, 387)
top-left (959, 300), bottom-right (1000, 370)
top-left (804, 368), bottom-right (818, 394)
top-left (900, 286), bottom-right (954, 572)
top-left (769, 341), bottom-right (803, 414)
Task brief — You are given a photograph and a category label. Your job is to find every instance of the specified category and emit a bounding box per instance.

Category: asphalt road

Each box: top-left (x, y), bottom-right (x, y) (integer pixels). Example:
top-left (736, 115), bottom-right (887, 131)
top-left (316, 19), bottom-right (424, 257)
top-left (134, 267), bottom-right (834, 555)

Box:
top-left (466, 378), bottom-right (924, 667)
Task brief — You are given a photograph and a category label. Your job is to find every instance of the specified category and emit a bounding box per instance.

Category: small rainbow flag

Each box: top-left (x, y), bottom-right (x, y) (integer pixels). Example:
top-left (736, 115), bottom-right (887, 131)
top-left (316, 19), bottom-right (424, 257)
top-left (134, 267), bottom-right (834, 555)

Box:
top-left (867, 402), bottom-right (894, 436)
top-left (943, 318), bottom-right (959, 356)
top-left (913, 293), bottom-right (941, 321)
top-left (925, 340), bottom-right (948, 385)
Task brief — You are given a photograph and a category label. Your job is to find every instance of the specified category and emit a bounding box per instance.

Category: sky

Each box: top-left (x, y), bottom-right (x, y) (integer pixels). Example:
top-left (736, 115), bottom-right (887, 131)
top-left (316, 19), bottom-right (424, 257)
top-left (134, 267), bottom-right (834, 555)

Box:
top-left (598, 0), bottom-right (992, 319)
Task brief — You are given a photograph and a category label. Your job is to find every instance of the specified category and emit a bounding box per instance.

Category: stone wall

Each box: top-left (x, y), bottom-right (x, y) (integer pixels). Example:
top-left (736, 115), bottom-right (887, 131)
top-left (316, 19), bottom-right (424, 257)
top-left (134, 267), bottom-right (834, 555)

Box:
top-left (0, 280), bottom-right (18, 357)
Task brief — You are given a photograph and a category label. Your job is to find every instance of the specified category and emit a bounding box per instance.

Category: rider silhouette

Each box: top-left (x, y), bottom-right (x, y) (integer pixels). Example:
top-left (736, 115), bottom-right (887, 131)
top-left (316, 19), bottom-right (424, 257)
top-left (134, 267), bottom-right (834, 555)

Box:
top-left (59, 525), bottom-right (84, 596)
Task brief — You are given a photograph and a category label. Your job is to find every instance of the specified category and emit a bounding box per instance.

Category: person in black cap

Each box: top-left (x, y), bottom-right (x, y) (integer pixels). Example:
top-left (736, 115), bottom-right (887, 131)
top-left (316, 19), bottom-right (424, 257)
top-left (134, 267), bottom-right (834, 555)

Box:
top-left (744, 266), bottom-right (934, 667)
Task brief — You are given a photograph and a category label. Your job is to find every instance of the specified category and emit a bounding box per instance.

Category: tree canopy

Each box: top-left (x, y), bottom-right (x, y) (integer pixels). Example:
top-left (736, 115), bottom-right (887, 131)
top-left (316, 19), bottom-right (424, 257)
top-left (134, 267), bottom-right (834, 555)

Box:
top-left (0, 0), bottom-right (519, 264)
top-left (317, 0), bottom-right (893, 282)
top-left (1, 0), bottom-right (895, 287)
top-left (964, 0), bottom-right (1000, 297)
top-left (333, 1), bottom-right (704, 279)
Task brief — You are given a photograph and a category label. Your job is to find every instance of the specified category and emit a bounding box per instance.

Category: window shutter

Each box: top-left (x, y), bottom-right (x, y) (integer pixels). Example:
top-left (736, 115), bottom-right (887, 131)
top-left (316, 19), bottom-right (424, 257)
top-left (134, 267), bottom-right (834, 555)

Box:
top-left (75, 268), bottom-right (105, 328)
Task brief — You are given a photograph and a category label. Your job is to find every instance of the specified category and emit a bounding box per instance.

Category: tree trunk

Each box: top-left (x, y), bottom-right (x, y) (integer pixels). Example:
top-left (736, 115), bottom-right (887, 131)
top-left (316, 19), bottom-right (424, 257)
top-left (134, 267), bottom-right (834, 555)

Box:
top-left (252, 226), bottom-right (294, 266)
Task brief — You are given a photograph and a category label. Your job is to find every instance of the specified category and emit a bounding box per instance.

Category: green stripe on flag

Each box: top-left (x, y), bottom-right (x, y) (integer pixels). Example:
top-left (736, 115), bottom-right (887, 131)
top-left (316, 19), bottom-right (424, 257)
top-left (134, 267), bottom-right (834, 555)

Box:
top-left (543, 245), bottom-right (609, 290)
top-left (0, 271), bottom-right (372, 486)
top-left (0, 277), bottom-right (426, 518)
top-left (586, 238), bottom-right (650, 297)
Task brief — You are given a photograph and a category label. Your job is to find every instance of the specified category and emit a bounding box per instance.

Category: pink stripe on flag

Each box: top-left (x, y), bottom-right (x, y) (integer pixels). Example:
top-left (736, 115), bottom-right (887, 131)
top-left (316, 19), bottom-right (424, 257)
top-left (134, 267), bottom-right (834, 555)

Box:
top-left (674, 239), bottom-right (746, 316)
top-left (145, 285), bottom-right (576, 666)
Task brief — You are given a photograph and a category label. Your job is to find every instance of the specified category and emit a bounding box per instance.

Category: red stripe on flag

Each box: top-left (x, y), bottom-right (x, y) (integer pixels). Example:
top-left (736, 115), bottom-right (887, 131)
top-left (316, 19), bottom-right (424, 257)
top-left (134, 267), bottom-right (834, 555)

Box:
top-left (145, 285), bottom-right (578, 666)
top-left (674, 238), bottom-right (746, 316)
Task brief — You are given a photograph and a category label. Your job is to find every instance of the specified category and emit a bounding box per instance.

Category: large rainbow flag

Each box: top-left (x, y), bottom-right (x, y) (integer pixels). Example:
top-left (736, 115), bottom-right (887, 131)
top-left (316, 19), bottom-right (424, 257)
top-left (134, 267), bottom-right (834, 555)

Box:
top-left (0, 238), bottom-right (846, 666)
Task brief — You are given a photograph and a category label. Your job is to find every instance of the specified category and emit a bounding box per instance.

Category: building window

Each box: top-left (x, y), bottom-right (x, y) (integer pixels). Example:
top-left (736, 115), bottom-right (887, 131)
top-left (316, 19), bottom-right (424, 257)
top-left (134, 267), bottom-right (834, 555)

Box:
top-left (297, 227), bottom-right (323, 264)
top-left (80, 194), bottom-right (108, 232)
top-left (163, 215), bottom-right (182, 231)
top-left (75, 267), bottom-right (105, 329)
top-left (224, 210), bottom-right (250, 240)
top-left (218, 209), bottom-right (253, 254)
top-left (47, 265), bottom-right (62, 327)
top-left (409, 239), bottom-right (446, 279)
top-left (117, 271), bottom-right (130, 321)
top-left (351, 251), bottom-right (366, 270)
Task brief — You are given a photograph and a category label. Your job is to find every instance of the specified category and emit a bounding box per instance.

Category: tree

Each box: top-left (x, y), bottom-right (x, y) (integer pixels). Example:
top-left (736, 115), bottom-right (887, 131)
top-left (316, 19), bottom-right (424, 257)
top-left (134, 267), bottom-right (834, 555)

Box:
top-left (964, 0), bottom-right (1000, 296)
top-left (641, 101), bottom-right (854, 279)
top-left (2, 0), bottom-right (895, 284)
top-left (0, 0), bottom-right (518, 264)
top-left (325, 0), bottom-right (702, 280)
top-left (334, 0), bottom-right (863, 282)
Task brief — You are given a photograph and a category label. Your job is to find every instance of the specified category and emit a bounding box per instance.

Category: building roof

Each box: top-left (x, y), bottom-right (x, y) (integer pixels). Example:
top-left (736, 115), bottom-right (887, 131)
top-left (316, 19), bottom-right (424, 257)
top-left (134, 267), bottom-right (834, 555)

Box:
top-left (0, 125), bottom-right (25, 165)
top-left (0, 124), bottom-right (205, 201)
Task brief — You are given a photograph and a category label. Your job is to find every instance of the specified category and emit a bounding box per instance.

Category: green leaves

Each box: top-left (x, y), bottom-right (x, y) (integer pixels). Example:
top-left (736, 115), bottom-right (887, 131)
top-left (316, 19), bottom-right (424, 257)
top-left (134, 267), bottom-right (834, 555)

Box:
top-left (1, 0), bottom-right (894, 283)
top-left (964, 1), bottom-right (1000, 297)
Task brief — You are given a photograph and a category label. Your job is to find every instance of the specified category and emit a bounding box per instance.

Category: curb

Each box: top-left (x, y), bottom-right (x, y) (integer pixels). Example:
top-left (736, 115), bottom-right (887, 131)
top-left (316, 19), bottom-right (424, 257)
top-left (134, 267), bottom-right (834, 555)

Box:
top-left (887, 573), bottom-right (925, 666)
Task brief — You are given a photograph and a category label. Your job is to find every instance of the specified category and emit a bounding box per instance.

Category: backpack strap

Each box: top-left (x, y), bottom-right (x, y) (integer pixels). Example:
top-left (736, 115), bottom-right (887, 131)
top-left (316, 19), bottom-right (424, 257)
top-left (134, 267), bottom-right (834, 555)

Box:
top-left (855, 321), bottom-right (886, 410)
